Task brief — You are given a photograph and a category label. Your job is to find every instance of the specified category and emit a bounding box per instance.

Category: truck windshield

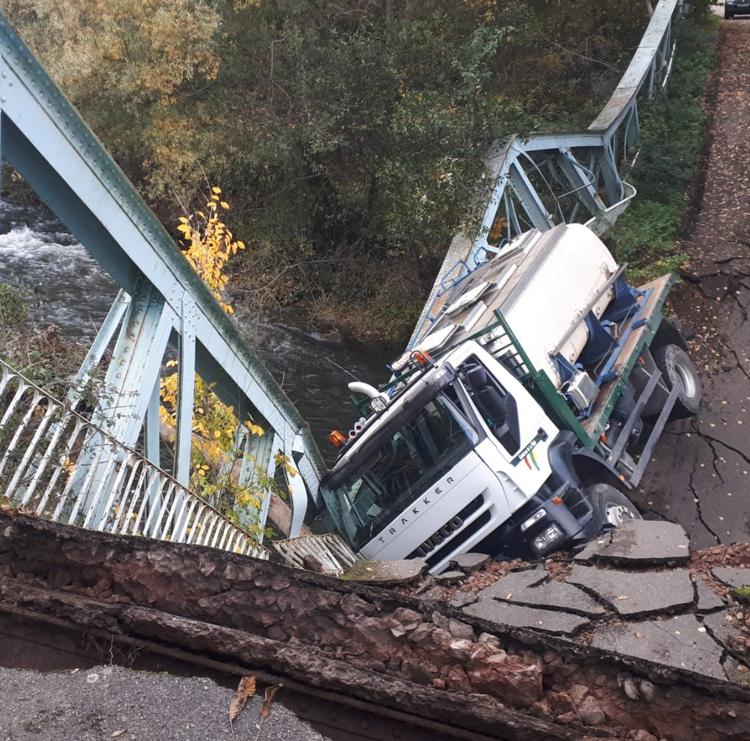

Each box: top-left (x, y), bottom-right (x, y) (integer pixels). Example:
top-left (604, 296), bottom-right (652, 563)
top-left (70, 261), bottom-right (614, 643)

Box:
top-left (320, 392), bottom-right (478, 550)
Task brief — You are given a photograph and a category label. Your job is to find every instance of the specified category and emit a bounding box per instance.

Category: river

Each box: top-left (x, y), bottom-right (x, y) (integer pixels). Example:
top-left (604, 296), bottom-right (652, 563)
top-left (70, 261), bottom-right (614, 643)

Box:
top-left (0, 199), bottom-right (393, 462)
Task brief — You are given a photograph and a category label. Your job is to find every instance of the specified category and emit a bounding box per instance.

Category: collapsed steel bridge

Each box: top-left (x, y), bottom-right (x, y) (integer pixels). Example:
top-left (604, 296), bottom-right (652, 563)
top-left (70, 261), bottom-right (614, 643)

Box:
top-left (0, 0), bottom-right (683, 553)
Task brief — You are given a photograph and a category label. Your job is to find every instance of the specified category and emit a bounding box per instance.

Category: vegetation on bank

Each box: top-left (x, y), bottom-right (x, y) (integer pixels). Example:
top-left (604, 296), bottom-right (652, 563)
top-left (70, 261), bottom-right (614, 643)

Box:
top-left (1, 0), bottom-right (654, 341)
top-left (608, 3), bottom-right (719, 280)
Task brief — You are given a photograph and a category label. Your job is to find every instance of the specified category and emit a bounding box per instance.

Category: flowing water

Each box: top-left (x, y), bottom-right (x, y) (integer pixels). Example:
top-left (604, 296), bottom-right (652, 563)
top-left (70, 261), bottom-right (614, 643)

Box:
top-left (0, 199), bottom-right (393, 461)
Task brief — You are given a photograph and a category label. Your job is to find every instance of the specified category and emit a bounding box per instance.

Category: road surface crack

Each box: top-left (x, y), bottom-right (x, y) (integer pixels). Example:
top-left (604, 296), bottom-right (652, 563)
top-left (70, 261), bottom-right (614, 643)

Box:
top-left (687, 448), bottom-right (721, 546)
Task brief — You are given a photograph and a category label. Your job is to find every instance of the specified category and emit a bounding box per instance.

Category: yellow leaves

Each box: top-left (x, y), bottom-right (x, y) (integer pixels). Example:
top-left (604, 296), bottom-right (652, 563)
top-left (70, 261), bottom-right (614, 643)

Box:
top-left (246, 421), bottom-right (264, 437)
top-left (175, 185), bottom-right (246, 316)
top-left (275, 452), bottom-right (297, 478)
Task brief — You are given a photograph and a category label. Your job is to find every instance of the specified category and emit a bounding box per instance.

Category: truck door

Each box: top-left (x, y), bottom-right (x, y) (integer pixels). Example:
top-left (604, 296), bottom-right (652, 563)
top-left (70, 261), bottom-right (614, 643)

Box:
top-left (454, 349), bottom-right (558, 506)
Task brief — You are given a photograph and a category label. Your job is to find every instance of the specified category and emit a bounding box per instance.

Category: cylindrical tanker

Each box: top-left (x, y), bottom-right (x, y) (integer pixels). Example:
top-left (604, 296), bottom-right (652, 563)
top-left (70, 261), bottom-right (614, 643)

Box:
top-left (407, 223), bottom-right (619, 389)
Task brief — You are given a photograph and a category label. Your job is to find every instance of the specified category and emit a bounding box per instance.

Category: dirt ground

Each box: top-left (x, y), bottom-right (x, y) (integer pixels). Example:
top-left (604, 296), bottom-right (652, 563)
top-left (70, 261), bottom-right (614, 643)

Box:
top-left (638, 15), bottom-right (750, 547)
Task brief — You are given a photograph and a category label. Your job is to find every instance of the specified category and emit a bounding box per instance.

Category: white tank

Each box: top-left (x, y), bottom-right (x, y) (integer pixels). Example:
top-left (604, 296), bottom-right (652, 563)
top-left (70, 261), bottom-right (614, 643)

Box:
top-left (410, 224), bottom-right (619, 389)
top-left (501, 224), bottom-right (617, 388)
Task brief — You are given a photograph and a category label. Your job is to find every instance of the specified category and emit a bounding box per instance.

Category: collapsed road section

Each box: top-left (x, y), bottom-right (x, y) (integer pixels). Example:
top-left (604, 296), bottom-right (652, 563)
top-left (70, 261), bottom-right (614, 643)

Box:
top-left (1, 509), bottom-right (749, 740)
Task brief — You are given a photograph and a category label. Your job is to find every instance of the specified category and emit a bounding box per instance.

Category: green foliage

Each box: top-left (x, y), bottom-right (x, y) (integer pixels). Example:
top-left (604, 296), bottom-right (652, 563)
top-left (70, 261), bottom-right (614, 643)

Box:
top-left (0, 284), bottom-right (27, 327)
top-left (609, 10), bottom-right (719, 280)
top-left (2, 0), bottom-right (655, 341)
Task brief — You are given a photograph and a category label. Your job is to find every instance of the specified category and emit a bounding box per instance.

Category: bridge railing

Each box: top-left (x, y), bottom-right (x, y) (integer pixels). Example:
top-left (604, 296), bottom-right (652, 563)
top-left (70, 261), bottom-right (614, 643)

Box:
top-left (0, 359), bottom-right (268, 557)
top-left (0, 11), bottom-right (324, 539)
top-left (408, 0), bottom-right (682, 350)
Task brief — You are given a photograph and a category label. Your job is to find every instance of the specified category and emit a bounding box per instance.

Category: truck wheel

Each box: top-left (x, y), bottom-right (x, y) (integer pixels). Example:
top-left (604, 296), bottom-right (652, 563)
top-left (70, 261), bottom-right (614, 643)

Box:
top-left (653, 344), bottom-right (702, 419)
top-left (586, 483), bottom-right (642, 530)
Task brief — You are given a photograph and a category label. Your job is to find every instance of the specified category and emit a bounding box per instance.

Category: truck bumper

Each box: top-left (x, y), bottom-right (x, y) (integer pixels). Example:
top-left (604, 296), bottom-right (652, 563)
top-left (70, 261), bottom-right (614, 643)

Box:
top-left (482, 483), bottom-right (597, 561)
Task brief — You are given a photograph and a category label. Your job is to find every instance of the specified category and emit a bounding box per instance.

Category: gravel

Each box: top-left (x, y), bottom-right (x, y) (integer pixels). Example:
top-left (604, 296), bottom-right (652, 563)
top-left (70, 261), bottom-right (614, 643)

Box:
top-left (0, 664), bottom-right (330, 741)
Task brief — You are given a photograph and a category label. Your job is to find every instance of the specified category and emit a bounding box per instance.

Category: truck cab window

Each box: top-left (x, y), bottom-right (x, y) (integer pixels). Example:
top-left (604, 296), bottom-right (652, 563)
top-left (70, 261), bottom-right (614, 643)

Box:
top-left (460, 358), bottom-right (521, 455)
top-left (319, 390), bottom-right (478, 550)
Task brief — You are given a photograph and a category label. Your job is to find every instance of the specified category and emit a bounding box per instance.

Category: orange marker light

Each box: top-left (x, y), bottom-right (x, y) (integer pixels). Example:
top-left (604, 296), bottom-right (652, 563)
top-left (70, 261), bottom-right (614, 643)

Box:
top-left (412, 350), bottom-right (433, 367)
top-left (328, 430), bottom-right (347, 447)
top-left (551, 496), bottom-right (564, 506)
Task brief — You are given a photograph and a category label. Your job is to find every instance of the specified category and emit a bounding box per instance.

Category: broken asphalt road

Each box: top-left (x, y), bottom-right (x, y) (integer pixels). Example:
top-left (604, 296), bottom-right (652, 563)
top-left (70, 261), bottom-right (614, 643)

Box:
top-left (639, 17), bottom-right (750, 548)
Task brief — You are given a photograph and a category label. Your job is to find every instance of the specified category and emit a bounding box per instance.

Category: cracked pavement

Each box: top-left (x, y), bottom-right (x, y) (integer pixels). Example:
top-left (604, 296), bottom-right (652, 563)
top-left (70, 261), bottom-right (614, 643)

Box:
top-left (457, 523), bottom-right (750, 683)
top-left (636, 17), bottom-right (750, 548)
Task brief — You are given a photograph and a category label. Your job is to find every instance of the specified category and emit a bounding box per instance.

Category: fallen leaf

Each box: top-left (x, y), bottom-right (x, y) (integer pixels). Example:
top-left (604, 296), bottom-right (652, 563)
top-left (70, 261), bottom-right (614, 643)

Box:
top-left (261, 685), bottom-right (282, 719)
top-left (615, 595), bottom-right (629, 601)
top-left (111, 732), bottom-right (127, 739)
top-left (229, 676), bottom-right (257, 724)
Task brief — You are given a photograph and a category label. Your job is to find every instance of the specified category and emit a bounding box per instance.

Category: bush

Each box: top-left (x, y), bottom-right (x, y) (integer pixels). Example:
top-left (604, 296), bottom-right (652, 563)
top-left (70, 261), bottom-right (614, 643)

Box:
top-left (608, 9), bottom-right (719, 279)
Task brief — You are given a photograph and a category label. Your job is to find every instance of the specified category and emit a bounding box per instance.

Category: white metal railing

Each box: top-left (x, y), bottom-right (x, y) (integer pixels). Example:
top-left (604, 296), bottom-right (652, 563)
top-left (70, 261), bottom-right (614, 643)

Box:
top-left (274, 532), bottom-right (361, 575)
top-left (0, 358), bottom-right (268, 559)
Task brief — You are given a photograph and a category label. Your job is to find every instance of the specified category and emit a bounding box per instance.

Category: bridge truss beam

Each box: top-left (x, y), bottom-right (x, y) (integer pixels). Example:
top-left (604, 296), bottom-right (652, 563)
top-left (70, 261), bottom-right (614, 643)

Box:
top-left (409, 0), bottom-right (683, 350)
top-left (0, 12), bottom-right (324, 544)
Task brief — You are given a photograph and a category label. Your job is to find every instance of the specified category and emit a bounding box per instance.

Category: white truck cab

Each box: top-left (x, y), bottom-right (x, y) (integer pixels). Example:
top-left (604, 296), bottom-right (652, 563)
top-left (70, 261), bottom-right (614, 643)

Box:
top-left (314, 225), bottom-right (701, 572)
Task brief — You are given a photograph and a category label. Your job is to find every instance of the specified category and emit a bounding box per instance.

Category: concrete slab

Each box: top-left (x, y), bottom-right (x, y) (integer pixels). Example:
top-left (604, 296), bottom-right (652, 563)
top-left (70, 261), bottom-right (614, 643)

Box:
top-left (703, 610), bottom-right (738, 649)
top-left (449, 552), bottom-right (491, 572)
top-left (574, 520), bottom-right (690, 566)
top-left (462, 599), bottom-right (589, 635)
top-left (712, 567), bottom-right (750, 589)
top-left (342, 559), bottom-right (426, 585)
top-left (567, 565), bottom-right (694, 616)
top-left (479, 569), bottom-right (605, 617)
top-left (591, 614), bottom-right (727, 680)
top-left (434, 570), bottom-right (465, 584)
top-left (696, 579), bottom-right (726, 612)
top-left (477, 569), bottom-right (546, 600)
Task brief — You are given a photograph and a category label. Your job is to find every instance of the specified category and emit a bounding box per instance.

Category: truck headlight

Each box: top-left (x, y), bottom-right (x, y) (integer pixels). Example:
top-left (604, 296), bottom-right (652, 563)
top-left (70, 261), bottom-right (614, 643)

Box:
top-left (533, 524), bottom-right (562, 552)
top-left (521, 509), bottom-right (546, 532)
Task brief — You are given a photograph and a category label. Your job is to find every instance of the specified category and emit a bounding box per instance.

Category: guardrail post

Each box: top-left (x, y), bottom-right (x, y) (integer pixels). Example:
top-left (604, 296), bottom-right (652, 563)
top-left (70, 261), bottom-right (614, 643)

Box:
top-left (174, 295), bottom-right (197, 487)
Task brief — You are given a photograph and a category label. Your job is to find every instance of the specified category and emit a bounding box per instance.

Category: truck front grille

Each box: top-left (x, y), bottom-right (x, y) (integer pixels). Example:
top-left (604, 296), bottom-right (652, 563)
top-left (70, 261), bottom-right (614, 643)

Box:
top-left (422, 511), bottom-right (492, 570)
top-left (408, 494), bottom-right (488, 568)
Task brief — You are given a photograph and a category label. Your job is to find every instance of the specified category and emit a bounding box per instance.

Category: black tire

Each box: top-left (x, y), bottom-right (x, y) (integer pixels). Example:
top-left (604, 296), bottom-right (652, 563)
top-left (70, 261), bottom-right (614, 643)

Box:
top-left (725, 10), bottom-right (733, 18)
top-left (652, 343), bottom-right (702, 419)
top-left (586, 483), bottom-right (642, 531)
